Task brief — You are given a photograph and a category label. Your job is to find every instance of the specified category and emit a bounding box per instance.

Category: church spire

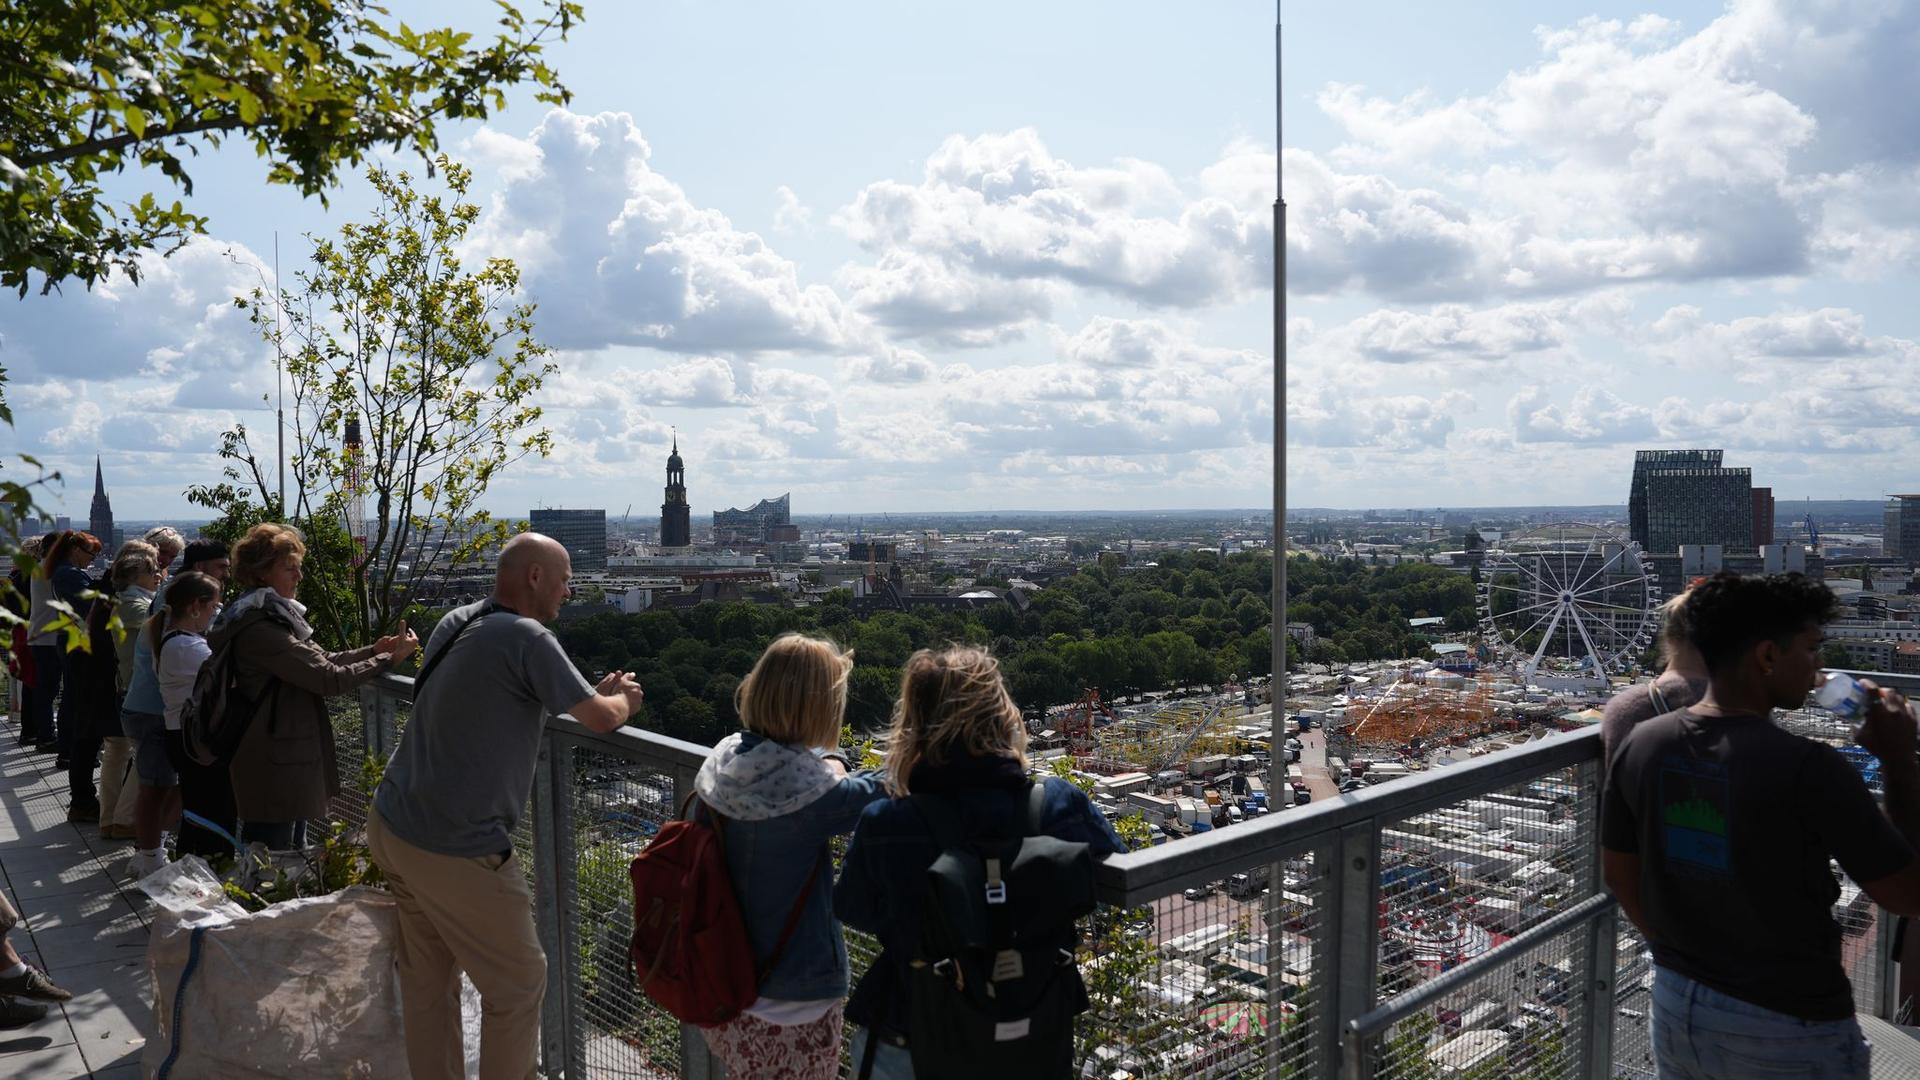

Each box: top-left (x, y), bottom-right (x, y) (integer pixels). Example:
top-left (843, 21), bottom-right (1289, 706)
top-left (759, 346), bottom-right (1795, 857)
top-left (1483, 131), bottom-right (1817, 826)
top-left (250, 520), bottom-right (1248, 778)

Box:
top-left (94, 455), bottom-right (105, 497)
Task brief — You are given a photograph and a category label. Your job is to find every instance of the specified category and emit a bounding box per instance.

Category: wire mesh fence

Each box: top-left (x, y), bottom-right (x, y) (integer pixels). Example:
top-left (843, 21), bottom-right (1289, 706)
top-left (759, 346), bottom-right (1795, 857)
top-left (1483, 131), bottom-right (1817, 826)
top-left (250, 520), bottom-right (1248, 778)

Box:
top-left (1077, 851), bottom-right (1325, 1079)
top-left (333, 677), bottom-right (1912, 1080)
top-left (559, 737), bottom-right (686, 1080)
top-left (1363, 916), bottom-right (1593, 1080)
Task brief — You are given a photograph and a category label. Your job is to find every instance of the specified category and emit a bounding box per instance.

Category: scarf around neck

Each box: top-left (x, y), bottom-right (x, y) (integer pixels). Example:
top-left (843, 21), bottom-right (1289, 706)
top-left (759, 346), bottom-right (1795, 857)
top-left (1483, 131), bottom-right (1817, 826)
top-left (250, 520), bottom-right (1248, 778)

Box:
top-left (222, 586), bottom-right (314, 643)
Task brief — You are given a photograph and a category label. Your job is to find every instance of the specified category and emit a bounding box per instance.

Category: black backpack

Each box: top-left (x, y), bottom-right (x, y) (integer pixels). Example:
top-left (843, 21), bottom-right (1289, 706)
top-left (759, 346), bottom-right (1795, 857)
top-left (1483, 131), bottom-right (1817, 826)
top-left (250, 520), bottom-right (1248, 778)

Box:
top-left (901, 783), bottom-right (1095, 1080)
top-left (175, 626), bottom-right (279, 768)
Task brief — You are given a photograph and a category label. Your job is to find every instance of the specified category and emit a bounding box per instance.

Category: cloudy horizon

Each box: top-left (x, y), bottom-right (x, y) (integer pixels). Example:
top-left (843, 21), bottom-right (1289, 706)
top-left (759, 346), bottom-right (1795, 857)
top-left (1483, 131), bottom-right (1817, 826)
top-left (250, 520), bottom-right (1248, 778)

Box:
top-left (7, 1), bottom-right (1919, 521)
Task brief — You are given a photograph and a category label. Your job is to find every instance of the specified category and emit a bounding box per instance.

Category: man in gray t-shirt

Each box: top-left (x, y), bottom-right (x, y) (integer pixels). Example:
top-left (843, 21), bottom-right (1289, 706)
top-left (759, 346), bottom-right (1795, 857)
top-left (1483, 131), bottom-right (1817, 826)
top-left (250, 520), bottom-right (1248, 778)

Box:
top-left (369, 533), bottom-right (644, 1080)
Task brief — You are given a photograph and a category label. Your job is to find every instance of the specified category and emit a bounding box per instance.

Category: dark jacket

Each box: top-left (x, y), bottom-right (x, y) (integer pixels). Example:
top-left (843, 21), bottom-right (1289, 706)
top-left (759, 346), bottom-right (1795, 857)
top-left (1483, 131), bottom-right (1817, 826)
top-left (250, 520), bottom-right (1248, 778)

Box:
top-left (832, 755), bottom-right (1128, 1040)
top-left (65, 595), bottom-right (124, 739)
top-left (212, 599), bottom-right (391, 822)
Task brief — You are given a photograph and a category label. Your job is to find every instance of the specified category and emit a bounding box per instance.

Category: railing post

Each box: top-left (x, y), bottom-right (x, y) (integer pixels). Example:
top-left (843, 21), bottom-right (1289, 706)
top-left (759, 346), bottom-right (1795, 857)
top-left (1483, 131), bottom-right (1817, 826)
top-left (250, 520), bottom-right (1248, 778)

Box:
top-left (669, 761), bottom-right (726, 1080)
top-left (1572, 759), bottom-right (1617, 1079)
top-left (1580, 906), bottom-right (1618, 1080)
top-left (1323, 821), bottom-right (1379, 1080)
top-left (358, 684), bottom-right (397, 763)
top-left (533, 733), bottom-right (577, 1078)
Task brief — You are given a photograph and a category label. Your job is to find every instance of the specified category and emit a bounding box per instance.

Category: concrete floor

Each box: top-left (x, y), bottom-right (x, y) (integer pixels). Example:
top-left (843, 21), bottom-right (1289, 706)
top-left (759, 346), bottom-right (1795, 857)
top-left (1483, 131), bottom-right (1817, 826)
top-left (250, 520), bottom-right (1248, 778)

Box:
top-left (0, 718), bottom-right (153, 1079)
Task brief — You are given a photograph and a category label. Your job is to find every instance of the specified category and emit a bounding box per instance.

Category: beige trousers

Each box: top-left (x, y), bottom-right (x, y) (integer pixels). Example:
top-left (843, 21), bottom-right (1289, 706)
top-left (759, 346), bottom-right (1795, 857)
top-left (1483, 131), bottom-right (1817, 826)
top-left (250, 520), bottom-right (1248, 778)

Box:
top-left (98, 736), bottom-right (139, 827)
top-left (367, 805), bottom-right (546, 1080)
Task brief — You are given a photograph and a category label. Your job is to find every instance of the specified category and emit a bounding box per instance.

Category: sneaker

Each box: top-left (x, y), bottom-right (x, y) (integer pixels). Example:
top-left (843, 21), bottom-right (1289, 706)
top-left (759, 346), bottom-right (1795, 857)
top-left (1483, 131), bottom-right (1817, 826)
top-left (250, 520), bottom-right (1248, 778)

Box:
top-left (54, 756), bottom-right (69, 770)
top-left (66, 802), bottom-right (100, 824)
top-left (125, 850), bottom-right (168, 881)
top-left (0, 997), bottom-right (49, 1028)
top-left (31, 741), bottom-right (57, 755)
top-left (0, 965), bottom-right (72, 1003)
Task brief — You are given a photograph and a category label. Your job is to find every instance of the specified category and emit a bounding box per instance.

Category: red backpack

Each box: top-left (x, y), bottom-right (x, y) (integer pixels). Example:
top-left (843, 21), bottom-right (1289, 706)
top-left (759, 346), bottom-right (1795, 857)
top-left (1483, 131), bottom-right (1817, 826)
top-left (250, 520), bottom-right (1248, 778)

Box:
top-left (628, 795), bottom-right (824, 1027)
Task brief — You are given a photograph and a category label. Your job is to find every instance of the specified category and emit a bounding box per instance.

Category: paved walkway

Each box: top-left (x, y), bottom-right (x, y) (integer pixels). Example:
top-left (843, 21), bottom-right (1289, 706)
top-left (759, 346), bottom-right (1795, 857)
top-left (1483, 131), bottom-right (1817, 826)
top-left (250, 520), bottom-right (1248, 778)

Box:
top-left (0, 719), bottom-right (153, 1079)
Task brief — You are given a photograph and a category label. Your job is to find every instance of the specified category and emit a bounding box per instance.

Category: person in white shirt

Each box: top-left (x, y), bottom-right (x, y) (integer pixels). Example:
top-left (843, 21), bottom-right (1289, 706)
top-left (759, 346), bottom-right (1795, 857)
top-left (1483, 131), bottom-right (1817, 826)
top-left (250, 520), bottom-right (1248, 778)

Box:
top-left (127, 571), bottom-right (222, 880)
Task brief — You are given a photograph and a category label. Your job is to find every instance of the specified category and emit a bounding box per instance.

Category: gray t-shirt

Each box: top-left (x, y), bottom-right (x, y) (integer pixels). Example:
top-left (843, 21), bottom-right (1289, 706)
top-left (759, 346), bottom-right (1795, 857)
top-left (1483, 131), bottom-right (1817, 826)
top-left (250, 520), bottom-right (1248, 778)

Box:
top-left (374, 600), bottom-right (595, 857)
top-left (1601, 671), bottom-right (1708, 759)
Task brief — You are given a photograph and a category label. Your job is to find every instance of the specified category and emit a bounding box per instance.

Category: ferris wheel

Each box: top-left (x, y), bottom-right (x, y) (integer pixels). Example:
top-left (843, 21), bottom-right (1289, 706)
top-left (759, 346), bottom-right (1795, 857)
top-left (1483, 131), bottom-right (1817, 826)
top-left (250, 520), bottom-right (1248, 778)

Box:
top-left (1476, 523), bottom-right (1661, 686)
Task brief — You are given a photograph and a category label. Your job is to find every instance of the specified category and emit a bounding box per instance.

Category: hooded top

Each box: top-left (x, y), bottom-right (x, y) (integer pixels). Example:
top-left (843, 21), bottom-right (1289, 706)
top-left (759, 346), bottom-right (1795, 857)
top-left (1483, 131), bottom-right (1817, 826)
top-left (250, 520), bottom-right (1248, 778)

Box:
top-left (694, 731), bottom-right (841, 821)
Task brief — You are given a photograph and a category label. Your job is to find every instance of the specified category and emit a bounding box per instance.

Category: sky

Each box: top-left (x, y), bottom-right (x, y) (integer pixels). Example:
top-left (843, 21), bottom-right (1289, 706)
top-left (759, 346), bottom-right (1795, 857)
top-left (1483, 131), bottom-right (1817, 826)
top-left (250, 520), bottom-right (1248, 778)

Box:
top-left (7, 0), bottom-right (1920, 520)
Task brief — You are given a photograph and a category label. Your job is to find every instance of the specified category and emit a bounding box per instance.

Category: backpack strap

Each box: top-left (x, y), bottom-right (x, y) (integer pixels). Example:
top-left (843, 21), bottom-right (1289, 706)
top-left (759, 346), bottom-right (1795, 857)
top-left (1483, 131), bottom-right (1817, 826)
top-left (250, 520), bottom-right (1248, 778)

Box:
top-left (1025, 780), bottom-right (1048, 836)
top-left (1649, 681), bottom-right (1671, 715)
top-left (758, 850), bottom-right (827, 984)
top-left (412, 604), bottom-right (497, 693)
top-left (689, 792), bottom-right (830, 987)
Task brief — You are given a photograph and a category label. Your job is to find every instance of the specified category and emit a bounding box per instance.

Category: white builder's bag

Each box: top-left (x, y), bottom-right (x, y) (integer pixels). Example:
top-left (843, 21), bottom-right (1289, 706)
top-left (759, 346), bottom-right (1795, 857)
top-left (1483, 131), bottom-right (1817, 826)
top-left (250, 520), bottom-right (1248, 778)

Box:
top-left (140, 858), bottom-right (408, 1079)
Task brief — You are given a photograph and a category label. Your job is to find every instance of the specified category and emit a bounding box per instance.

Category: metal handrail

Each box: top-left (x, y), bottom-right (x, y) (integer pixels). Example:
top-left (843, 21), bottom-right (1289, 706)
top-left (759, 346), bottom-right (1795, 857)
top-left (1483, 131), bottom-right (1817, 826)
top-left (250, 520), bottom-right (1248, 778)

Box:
top-left (357, 666), bottom-right (1920, 1079)
top-left (1094, 727), bottom-right (1602, 907)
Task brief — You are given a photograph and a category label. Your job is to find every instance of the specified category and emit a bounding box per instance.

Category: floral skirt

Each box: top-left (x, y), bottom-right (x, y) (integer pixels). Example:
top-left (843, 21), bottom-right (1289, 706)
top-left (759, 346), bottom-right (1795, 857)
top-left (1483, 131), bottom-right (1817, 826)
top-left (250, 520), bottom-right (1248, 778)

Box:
top-left (699, 1002), bottom-right (844, 1080)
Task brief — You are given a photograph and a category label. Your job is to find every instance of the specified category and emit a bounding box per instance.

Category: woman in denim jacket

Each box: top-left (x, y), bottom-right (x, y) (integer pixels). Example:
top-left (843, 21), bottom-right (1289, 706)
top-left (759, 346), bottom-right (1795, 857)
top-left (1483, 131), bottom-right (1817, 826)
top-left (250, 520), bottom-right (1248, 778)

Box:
top-left (834, 646), bottom-right (1128, 1079)
top-left (693, 633), bottom-right (887, 1079)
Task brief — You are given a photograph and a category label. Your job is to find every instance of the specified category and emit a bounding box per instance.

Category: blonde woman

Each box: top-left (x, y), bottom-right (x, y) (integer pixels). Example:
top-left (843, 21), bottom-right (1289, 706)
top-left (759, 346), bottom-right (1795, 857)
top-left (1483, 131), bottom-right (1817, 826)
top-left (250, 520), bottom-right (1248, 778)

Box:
top-left (692, 633), bottom-right (887, 1080)
top-left (833, 646), bottom-right (1126, 1079)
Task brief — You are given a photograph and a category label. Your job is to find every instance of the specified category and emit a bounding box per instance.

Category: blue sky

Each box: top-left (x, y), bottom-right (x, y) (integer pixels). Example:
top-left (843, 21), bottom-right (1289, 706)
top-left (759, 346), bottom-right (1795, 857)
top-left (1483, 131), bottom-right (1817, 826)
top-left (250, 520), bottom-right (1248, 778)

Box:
top-left (8, 0), bottom-right (1920, 519)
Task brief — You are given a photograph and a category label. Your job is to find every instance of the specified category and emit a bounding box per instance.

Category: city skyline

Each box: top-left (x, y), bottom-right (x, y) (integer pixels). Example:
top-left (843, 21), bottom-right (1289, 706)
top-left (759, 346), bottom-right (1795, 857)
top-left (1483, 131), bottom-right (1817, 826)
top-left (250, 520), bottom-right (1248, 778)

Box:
top-left (8, 2), bottom-right (1920, 519)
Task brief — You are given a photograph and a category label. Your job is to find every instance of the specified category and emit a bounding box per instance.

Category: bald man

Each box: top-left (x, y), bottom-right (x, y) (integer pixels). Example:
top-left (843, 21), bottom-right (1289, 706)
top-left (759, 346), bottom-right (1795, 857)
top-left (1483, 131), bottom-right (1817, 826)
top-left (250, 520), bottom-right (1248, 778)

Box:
top-left (369, 532), bottom-right (644, 1080)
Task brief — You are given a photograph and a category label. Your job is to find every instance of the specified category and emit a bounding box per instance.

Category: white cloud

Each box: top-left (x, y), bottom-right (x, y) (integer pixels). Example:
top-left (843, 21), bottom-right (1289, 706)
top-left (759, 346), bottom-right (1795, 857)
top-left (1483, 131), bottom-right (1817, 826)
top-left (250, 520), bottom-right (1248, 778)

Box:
top-left (771, 186), bottom-right (814, 233)
top-left (839, 129), bottom-right (1272, 310)
top-left (1508, 385), bottom-right (1656, 444)
top-left (0, 237), bottom-right (272, 383)
top-left (469, 110), bottom-right (868, 356)
top-left (839, 255), bottom-right (1055, 347)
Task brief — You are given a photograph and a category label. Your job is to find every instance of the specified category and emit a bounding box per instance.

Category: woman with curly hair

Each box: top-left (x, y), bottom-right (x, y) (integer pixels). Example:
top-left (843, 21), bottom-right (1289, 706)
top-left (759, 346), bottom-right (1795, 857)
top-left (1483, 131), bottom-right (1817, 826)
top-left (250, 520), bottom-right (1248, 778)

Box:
top-left (211, 523), bottom-right (417, 850)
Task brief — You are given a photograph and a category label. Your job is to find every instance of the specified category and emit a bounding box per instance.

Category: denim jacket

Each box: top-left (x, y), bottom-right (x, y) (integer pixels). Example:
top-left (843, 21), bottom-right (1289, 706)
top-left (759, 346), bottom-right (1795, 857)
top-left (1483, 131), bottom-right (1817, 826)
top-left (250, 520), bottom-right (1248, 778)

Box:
top-left (831, 755), bottom-right (1128, 1040)
top-left (693, 731), bottom-right (887, 1003)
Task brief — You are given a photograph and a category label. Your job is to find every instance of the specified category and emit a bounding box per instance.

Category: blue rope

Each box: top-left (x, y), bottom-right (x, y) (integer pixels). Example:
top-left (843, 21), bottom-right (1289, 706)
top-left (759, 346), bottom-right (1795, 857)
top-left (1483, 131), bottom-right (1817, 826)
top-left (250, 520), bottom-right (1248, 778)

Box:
top-left (156, 926), bottom-right (207, 1080)
top-left (180, 810), bottom-right (243, 854)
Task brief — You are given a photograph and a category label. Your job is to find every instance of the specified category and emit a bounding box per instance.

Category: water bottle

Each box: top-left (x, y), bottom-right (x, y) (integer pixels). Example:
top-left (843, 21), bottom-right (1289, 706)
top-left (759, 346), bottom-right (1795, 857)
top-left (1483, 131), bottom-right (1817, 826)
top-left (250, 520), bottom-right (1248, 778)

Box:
top-left (1815, 671), bottom-right (1920, 737)
top-left (1812, 672), bottom-right (1872, 734)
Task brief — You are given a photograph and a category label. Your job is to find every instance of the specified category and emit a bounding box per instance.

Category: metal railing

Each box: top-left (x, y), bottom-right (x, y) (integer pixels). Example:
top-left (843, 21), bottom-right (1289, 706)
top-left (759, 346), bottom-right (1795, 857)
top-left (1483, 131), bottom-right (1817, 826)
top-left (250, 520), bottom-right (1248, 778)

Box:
top-left (346, 672), bottom-right (1914, 1080)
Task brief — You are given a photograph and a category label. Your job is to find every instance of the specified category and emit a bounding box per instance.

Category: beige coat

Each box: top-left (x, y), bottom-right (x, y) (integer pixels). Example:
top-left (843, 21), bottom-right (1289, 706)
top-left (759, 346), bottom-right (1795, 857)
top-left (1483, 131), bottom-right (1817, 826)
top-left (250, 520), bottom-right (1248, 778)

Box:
top-left (211, 604), bottom-right (391, 823)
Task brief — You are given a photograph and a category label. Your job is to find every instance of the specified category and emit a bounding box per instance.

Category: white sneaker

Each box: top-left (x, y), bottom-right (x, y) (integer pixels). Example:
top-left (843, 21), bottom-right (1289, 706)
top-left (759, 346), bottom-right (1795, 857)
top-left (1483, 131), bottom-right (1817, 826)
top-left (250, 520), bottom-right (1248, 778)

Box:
top-left (125, 850), bottom-right (167, 881)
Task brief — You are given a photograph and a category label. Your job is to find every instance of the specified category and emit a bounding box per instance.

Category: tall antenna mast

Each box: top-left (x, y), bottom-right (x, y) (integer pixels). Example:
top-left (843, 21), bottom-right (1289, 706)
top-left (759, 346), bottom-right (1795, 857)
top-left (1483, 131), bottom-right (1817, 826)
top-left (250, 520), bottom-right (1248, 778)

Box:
top-left (274, 231), bottom-right (287, 516)
top-left (1270, 10), bottom-right (1289, 794)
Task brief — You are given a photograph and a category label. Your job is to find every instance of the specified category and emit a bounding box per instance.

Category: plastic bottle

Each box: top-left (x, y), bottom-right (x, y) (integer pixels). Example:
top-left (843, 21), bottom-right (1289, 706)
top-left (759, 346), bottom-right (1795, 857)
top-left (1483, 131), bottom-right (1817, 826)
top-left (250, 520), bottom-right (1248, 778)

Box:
top-left (1814, 671), bottom-right (1919, 736)
top-left (1812, 671), bottom-right (1872, 732)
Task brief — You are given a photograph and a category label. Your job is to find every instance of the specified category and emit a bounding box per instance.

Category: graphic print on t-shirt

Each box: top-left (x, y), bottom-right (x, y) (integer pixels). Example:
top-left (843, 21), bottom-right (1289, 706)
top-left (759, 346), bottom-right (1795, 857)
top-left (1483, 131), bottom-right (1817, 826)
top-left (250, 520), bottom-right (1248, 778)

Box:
top-left (1658, 757), bottom-right (1731, 876)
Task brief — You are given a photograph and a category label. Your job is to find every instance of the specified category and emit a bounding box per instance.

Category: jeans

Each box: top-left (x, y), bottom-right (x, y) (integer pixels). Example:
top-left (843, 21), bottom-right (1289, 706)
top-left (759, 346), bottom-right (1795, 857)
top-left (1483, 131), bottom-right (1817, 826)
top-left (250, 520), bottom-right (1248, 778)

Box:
top-left (27, 643), bottom-right (61, 744)
top-left (1652, 966), bottom-right (1869, 1079)
top-left (847, 1027), bottom-right (915, 1080)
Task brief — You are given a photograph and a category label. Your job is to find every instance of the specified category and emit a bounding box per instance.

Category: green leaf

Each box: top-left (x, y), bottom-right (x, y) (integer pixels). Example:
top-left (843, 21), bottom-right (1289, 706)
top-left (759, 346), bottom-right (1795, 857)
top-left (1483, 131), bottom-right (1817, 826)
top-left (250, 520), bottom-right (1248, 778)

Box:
top-left (126, 106), bottom-right (147, 139)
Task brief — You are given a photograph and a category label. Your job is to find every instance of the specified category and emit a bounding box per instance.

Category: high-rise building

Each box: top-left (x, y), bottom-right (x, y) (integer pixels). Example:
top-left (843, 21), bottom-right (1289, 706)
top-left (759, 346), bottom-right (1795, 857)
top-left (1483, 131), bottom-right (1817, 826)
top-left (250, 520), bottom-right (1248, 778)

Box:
top-left (88, 457), bottom-right (117, 550)
top-left (712, 494), bottom-right (791, 545)
top-left (1751, 487), bottom-right (1774, 548)
top-left (529, 508), bottom-right (607, 570)
top-left (1886, 495), bottom-right (1920, 562)
top-left (1628, 449), bottom-right (1754, 554)
top-left (660, 434), bottom-right (691, 548)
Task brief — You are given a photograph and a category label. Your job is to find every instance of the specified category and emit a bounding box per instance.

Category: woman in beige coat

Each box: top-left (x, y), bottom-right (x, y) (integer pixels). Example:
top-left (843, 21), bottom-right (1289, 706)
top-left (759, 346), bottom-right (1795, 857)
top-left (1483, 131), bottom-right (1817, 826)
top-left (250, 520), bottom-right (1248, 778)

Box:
top-left (211, 523), bottom-right (418, 848)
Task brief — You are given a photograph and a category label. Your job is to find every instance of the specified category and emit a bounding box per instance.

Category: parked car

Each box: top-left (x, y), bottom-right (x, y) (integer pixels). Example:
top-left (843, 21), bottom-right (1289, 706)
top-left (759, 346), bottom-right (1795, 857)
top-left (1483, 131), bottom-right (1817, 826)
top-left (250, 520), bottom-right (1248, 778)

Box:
top-left (1339, 778), bottom-right (1370, 793)
top-left (1184, 883), bottom-right (1216, 901)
